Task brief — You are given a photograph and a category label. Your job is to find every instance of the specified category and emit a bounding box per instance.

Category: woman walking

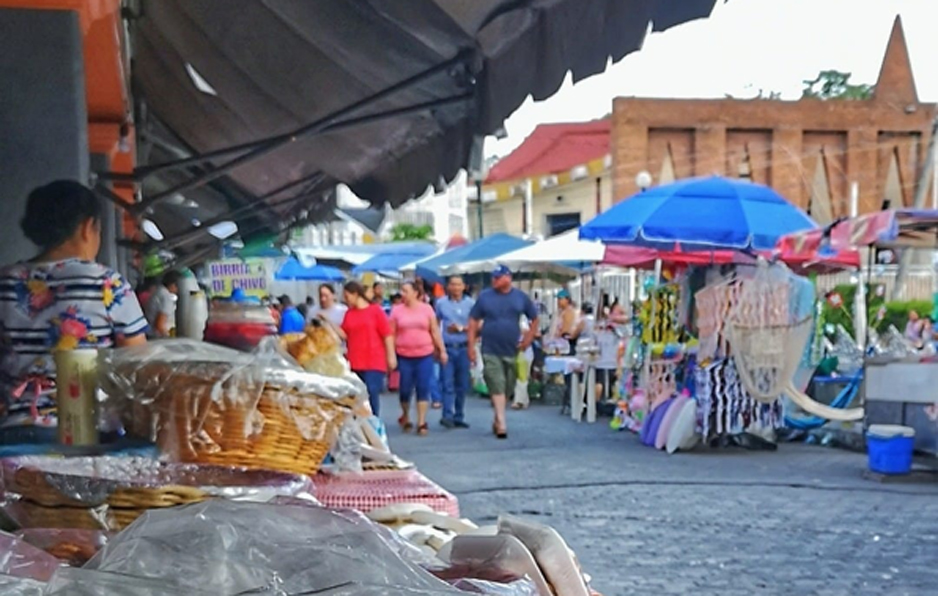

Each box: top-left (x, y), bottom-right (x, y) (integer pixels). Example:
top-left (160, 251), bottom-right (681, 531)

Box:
top-left (333, 281), bottom-right (395, 417)
top-left (390, 281), bottom-right (447, 436)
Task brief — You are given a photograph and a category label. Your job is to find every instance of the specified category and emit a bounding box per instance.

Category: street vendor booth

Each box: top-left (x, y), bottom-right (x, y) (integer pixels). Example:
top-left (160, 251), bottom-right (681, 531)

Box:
top-left (779, 209), bottom-right (938, 456)
top-left (580, 176), bottom-right (861, 452)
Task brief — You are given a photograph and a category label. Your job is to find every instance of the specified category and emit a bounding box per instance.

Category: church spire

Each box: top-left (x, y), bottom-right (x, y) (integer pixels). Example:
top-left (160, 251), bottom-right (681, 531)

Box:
top-left (873, 15), bottom-right (918, 105)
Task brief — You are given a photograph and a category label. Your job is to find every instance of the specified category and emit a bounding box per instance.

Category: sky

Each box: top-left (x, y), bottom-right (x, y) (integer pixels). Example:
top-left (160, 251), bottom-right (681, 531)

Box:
top-left (485, 0), bottom-right (938, 159)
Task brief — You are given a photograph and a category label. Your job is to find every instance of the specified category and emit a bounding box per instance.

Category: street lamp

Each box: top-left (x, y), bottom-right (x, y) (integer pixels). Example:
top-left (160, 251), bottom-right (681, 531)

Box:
top-left (635, 170), bottom-right (653, 191)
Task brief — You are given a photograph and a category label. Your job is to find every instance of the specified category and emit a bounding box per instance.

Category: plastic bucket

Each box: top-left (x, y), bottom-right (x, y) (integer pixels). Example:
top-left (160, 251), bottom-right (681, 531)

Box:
top-left (867, 424), bottom-right (915, 475)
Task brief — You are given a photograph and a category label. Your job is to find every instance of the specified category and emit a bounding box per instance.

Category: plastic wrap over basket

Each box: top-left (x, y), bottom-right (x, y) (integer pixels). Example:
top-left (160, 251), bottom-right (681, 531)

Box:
top-left (0, 455), bottom-right (315, 530)
top-left (99, 339), bottom-right (364, 475)
top-left (44, 499), bottom-right (468, 595)
top-left (14, 528), bottom-right (109, 567)
top-left (0, 530), bottom-right (62, 582)
top-left (0, 574), bottom-right (44, 596)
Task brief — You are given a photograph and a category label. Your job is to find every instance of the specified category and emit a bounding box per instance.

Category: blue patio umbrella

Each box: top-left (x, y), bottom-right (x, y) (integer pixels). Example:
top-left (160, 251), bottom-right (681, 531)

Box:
top-left (579, 176), bottom-right (817, 251)
top-left (275, 258), bottom-right (346, 281)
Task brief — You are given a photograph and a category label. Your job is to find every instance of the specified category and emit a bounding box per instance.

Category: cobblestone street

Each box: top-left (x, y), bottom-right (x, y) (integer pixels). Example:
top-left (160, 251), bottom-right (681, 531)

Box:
top-left (389, 395), bottom-right (938, 596)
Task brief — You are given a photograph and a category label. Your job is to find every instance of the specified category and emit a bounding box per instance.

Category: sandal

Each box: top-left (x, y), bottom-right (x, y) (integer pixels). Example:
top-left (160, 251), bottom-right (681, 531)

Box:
top-left (417, 423), bottom-right (429, 436)
top-left (398, 416), bottom-right (413, 433)
top-left (492, 422), bottom-right (508, 440)
top-left (511, 403), bottom-right (527, 410)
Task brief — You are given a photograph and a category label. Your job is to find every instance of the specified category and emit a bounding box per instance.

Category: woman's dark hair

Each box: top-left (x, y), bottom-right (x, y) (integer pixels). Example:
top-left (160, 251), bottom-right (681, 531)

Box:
top-left (21, 180), bottom-right (102, 251)
top-left (343, 280), bottom-right (366, 297)
top-left (401, 280), bottom-right (417, 292)
top-left (319, 283), bottom-right (335, 296)
top-left (162, 270), bottom-right (183, 289)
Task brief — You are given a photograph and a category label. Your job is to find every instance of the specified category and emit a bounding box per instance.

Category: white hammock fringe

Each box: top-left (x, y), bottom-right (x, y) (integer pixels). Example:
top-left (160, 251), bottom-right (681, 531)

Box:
top-left (728, 316), bottom-right (813, 403)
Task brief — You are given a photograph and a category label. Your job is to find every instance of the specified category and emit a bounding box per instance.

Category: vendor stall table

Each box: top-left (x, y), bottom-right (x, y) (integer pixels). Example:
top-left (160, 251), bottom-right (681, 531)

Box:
top-left (314, 469), bottom-right (459, 518)
top-left (864, 359), bottom-right (938, 454)
top-left (544, 356), bottom-right (597, 423)
top-left (778, 208), bottom-right (938, 455)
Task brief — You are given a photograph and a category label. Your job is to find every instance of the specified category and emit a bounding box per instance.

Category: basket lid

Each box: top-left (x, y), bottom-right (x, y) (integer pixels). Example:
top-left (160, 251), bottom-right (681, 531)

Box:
top-left (868, 424), bottom-right (915, 439)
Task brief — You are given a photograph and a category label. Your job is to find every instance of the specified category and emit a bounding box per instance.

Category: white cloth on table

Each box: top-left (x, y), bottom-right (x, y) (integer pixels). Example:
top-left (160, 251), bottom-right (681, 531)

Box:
top-left (544, 356), bottom-right (584, 375)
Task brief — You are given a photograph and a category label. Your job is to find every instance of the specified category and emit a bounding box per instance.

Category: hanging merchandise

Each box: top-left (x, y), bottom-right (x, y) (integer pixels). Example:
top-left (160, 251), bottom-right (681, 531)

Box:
top-left (695, 358), bottom-right (784, 441)
top-left (726, 261), bottom-right (812, 403)
top-left (639, 286), bottom-right (680, 345)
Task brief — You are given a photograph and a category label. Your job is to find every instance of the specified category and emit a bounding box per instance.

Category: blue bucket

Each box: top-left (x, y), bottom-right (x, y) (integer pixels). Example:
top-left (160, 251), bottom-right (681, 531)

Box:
top-left (867, 425), bottom-right (915, 475)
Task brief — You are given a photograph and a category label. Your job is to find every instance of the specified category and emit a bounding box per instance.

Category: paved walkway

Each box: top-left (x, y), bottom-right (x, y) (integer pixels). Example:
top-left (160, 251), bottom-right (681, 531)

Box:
top-left (386, 394), bottom-right (938, 596)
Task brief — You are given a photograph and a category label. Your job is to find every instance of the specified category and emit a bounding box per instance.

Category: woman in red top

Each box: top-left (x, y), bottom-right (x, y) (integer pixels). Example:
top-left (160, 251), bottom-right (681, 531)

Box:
top-left (335, 281), bottom-right (395, 417)
top-left (389, 281), bottom-right (447, 436)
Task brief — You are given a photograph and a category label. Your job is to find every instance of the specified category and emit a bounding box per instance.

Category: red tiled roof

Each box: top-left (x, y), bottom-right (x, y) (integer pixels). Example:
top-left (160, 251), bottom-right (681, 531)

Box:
top-left (485, 119), bottom-right (611, 184)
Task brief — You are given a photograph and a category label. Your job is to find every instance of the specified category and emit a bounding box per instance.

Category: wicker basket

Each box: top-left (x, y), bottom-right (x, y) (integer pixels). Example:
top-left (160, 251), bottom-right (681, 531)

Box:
top-left (2, 457), bottom-right (314, 531)
top-left (5, 500), bottom-right (158, 531)
top-left (120, 361), bottom-right (355, 476)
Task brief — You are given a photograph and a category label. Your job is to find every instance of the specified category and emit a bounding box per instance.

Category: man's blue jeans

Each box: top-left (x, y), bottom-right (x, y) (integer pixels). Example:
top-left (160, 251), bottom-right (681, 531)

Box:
top-left (441, 345), bottom-right (470, 423)
top-left (431, 362), bottom-right (442, 405)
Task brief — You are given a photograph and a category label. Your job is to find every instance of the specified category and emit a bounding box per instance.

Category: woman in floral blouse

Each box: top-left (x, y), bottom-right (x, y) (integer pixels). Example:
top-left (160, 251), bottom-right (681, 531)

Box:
top-left (0, 181), bottom-right (147, 441)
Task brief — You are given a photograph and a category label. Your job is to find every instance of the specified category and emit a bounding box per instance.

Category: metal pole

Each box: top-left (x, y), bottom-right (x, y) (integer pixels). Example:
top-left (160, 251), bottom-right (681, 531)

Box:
top-left (135, 54), bottom-right (473, 211)
top-left (893, 114), bottom-right (938, 300)
top-left (524, 178), bottom-right (533, 237)
top-left (476, 179), bottom-right (484, 239)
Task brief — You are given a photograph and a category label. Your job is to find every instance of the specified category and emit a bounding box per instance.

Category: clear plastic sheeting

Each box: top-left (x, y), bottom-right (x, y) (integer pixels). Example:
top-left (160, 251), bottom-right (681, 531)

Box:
top-left (44, 499), bottom-right (467, 595)
top-left (0, 531), bottom-right (62, 583)
top-left (0, 574), bottom-right (45, 596)
top-left (98, 339), bottom-right (364, 474)
top-left (450, 578), bottom-right (539, 596)
top-left (0, 456), bottom-right (315, 507)
top-left (14, 529), bottom-right (109, 568)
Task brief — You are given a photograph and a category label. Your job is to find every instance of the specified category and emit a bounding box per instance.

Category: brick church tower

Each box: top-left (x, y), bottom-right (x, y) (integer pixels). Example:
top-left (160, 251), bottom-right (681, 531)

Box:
top-left (611, 16), bottom-right (933, 222)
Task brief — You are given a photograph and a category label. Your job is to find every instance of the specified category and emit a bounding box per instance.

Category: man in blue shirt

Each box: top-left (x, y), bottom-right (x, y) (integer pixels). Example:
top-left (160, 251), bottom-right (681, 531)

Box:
top-left (277, 295), bottom-right (306, 334)
top-left (435, 275), bottom-right (475, 429)
top-left (468, 265), bottom-right (539, 439)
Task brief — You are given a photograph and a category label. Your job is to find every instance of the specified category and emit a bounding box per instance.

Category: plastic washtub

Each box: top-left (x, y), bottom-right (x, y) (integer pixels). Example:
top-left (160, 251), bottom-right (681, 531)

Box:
top-left (867, 424), bottom-right (915, 475)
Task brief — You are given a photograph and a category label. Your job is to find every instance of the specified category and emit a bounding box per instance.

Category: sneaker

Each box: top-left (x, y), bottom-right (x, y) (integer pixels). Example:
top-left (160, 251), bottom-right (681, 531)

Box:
top-left (440, 418), bottom-right (456, 429)
top-left (454, 421), bottom-right (470, 429)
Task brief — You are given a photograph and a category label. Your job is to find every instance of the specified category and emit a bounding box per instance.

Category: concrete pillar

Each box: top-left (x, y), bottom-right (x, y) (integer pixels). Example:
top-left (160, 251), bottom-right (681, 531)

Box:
top-left (847, 128), bottom-right (881, 214)
top-left (612, 123), bottom-right (648, 201)
top-left (772, 128), bottom-right (805, 209)
top-left (0, 8), bottom-right (88, 263)
top-left (695, 124), bottom-right (727, 177)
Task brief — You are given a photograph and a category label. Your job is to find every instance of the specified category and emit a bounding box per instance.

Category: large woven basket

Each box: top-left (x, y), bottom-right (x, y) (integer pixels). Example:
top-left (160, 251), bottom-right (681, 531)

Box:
top-left (121, 362), bottom-right (355, 476)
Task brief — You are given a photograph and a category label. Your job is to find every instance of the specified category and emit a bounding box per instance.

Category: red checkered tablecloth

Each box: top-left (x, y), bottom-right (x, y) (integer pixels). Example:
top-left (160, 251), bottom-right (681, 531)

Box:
top-left (313, 469), bottom-right (459, 518)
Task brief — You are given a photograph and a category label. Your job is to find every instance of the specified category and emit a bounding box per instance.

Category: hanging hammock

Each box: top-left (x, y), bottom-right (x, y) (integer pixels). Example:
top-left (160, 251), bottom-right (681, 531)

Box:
top-left (728, 316), bottom-right (814, 403)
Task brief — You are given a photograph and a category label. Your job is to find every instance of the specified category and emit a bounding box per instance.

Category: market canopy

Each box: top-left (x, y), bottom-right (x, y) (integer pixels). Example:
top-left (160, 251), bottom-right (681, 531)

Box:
top-left (448, 229), bottom-right (602, 275)
top-left (580, 176), bottom-right (817, 251)
top-left (602, 245), bottom-right (859, 274)
top-left (126, 0), bottom-right (719, 251)
top-left (275, 258), bottom-right (346, 282)
top-left (353, 243), bottom-right (439, 277)
top-left (407, 233), bottom-right (532, 281)
top-left (777, 208), bottom-right (938, 253)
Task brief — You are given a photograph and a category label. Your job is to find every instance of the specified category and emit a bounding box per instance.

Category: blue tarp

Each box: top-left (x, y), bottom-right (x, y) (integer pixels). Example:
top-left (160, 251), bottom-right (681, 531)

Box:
top-left (275, 258), bottom-right (346, 281)
top-left (353, 243), bottom-right (438, 276)
top-left (413, 233), bottom-right (532, 282)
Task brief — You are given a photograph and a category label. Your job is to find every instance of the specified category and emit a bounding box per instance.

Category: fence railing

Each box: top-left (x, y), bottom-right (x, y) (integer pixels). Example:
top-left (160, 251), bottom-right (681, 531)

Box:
top-left (816, 265), bottom-right (936, 302)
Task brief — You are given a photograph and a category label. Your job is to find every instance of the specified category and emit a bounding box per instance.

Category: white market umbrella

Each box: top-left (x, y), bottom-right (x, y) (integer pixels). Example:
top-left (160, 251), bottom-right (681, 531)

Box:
top-left (441, 229), bottom-right (605, 275)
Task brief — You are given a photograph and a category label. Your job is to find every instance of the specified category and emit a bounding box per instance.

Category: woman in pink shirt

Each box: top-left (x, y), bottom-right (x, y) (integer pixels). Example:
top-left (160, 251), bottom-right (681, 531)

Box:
top-left (389, 281), bottom-right (447, 436)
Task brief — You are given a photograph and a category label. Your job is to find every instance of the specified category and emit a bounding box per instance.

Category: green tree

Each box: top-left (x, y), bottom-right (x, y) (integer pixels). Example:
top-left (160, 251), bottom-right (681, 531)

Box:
top-left (802, 70), bottom-right (873, 100)
top-left (389, 223), bottom-right (434, 242)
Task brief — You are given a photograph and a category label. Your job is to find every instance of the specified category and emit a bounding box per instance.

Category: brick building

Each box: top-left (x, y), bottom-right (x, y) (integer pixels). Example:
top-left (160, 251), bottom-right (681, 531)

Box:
top-left (611, 16), bottom-right (934, 223)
